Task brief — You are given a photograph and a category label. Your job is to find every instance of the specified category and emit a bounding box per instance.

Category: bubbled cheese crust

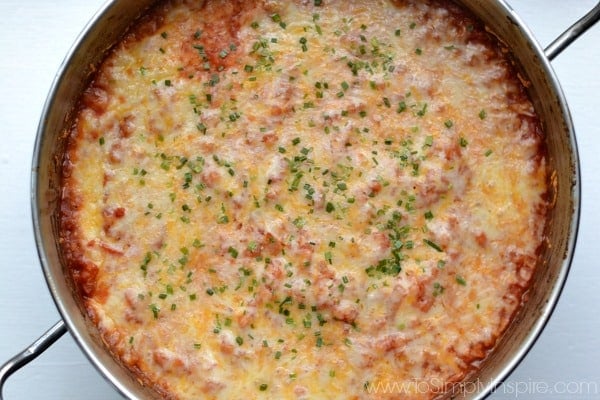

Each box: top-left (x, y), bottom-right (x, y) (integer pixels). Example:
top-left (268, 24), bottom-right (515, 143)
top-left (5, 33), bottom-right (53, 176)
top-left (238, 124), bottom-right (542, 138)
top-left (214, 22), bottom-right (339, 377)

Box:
top-left (60, 0), bottom-right (548, 399)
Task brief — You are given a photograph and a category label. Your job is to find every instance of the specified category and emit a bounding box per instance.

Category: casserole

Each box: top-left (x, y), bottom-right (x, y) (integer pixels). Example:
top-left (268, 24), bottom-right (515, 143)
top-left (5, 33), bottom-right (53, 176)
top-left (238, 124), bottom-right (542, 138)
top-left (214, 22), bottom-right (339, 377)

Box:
top-left (0, 0), bottom-right (596, 398)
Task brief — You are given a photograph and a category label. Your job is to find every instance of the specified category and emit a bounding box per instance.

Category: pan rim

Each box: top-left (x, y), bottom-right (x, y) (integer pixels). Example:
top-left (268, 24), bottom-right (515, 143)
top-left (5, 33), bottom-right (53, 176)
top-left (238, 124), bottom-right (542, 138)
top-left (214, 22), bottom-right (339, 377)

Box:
top-left (29, 1), bottom-right (581, 399)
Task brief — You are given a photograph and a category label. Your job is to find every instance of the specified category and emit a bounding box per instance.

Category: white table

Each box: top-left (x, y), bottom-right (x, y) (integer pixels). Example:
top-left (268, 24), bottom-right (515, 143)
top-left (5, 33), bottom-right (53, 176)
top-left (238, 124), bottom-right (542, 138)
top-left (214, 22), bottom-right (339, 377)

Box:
top-left (1, 1), bottom-right (598, 399)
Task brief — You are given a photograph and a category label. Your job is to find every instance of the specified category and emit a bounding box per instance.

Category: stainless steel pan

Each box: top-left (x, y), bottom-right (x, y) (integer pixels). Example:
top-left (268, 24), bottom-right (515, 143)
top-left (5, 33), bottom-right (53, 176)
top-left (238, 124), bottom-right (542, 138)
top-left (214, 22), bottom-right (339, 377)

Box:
top-left (2, 1), bottom-right (599, 399)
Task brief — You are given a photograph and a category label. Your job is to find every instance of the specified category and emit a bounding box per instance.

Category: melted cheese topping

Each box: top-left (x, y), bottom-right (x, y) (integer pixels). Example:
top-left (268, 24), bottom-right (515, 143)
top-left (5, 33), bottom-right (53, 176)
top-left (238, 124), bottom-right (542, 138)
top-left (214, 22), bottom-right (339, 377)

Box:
top-left (60, 1), bottom-right (548, 399)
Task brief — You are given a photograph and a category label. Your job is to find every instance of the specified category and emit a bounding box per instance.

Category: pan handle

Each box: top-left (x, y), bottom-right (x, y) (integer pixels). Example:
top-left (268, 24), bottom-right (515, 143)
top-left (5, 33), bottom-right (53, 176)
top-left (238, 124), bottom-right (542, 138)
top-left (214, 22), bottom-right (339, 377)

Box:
top-left (0, 320), bottom-right (67, 400)
top-left (545, 1), bottom-right (600, 60)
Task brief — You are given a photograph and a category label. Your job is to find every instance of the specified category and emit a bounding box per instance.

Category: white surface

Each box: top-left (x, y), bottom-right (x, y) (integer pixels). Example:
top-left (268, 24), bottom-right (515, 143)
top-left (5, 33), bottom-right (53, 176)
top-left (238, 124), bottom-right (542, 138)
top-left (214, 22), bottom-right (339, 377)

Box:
top-left (0, 1), bottom-right (598, 399)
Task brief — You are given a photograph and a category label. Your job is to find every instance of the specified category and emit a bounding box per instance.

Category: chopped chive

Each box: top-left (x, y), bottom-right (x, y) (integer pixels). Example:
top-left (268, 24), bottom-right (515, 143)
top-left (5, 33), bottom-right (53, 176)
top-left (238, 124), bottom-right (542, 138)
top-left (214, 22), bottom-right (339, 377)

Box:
top-left (299, 37), bottom-right (308, 52)
top-left (150, 304), bottom-right (159, 319)
top-left (423, 239), bottom-right (443, 252)
top-left (228, 246), bottom-right (239, 258)
top-left (456, 275), bottom-right (467, 286)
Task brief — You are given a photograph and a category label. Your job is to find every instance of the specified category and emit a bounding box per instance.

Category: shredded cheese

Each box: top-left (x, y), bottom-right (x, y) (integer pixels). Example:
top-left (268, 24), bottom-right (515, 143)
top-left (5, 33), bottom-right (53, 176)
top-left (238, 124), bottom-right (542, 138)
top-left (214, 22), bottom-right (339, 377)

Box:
top-left (60, 1), bottom-right (548, 399)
